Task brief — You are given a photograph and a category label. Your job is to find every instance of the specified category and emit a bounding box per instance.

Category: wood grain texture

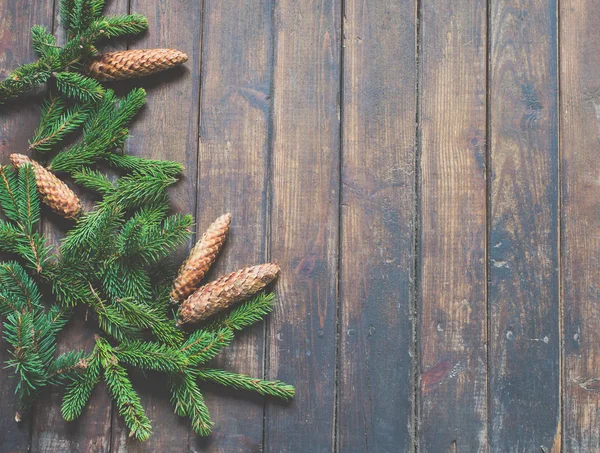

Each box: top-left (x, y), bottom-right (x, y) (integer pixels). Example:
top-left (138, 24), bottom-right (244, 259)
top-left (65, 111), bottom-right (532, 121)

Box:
top-left (0, 1), bottom-right (55, 451)
top-left (419, 0), bottom-right (488, 450)
top-left (3, 0), bottom-right (600, 451)
top-left (109, 0), bottom-right (202, 451)
top-left (337, 0), bottom-right (416, 451)
top-left (264, 0), bottom-right (341, 451)
top-left (29, 2), bottom-right (128, 452)
top-left (191, 0), bottom-right (273, 451)
top-left (561, 0), bottom-right (600, 451)
top-left (488, 0), bottom-right (560, 450)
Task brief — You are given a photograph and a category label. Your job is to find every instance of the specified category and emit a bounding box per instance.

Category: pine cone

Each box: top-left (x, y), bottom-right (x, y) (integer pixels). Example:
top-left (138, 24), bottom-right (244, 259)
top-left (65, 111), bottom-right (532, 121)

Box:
top-left (10, 154), bottom-right (82, 219)
top-left (177, 263), bottom-right (280, 325)
top-left (88, 49), bottom-right (188, 81)
top-left (170, 213), bottom-right (231, 303)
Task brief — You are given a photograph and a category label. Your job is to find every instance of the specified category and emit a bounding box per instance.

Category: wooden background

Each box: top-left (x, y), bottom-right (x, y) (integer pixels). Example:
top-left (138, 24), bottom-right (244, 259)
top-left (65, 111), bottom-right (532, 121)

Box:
top-left (0, 0), bottom-right (599, 451)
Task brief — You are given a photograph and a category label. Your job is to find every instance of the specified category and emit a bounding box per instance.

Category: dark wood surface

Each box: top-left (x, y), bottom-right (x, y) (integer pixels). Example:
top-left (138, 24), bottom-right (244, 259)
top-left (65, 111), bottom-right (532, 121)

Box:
top-left (419, 0), bottom-right (488, 450)
top-left (0, 0), bottom-right (598, 451)
top-left (561, 0), bottom-right (600, 451)
top-left (488, 0), bottom-right (561, 450)
top-left (338, 0), bottom-right (415, 451)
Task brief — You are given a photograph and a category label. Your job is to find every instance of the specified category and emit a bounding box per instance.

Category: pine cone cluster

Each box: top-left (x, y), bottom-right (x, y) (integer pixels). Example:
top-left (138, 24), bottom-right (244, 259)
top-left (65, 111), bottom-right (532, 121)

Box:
top-left (174, 214), bottom-right (280, 325)
top-left (10, 153), bottom-right (82, 219)
top-left (88, 49), bottom-right (188, 81)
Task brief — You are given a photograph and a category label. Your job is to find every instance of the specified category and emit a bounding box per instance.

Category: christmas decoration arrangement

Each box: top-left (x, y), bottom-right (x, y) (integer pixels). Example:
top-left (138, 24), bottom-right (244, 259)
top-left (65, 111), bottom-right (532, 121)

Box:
top-left (0, 0), bottom-right (294, 442)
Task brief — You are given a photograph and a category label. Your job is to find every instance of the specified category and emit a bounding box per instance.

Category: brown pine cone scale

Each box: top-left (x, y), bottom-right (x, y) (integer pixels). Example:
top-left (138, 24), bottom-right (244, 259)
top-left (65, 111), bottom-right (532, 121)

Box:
top-left (88, 49), bottom-right (188, 81)
top-left (10, 154), bottom-right (82, 219)
top-left (171, 213), bottom-right (231, 303)
top-left (177, 263), bottom-right (280, 325)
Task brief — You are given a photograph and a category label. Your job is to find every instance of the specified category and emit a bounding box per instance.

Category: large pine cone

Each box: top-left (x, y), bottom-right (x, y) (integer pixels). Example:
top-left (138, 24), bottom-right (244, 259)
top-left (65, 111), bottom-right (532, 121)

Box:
top-left (10, 154), bottom-right (82, 219)
top-left (177, 263), bottom-right (280, 325)
top-left (88, 49), bottom-right (188, 81)
top-left (171, 213), bottom-right (231, 303)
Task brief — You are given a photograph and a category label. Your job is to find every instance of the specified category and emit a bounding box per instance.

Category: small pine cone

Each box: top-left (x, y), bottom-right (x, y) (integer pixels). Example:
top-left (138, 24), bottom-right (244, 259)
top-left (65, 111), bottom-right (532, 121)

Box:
top-left (88, 49), bottom-right (188, 81)
top-left (178, 263), bottom-right (280, 325)
top-left (170, 213), bottom-right (231, 303)
top-left (10, 154), bottom-right (82, 219)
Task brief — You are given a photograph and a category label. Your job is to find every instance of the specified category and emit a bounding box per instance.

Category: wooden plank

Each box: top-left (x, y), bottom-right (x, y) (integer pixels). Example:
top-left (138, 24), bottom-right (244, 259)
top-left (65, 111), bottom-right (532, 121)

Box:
top-left (264, 0), bottom-right (341, 451)
top-left (419, 0), bottom-right (488, 450)
top-left (190, 0), bottom-right (273, 451)
top-left (560, 0), bottom-right (600, 450)
top-left (29, 2), bottom-right (128, 452)
top-left (488, 0), bottom-right (560, 450)
top-left (0, 1), bottom-right (55, 452)
top-left (337, 0), bottom-right (416, 451)
top-left (109, 0), bottom-right (202, 451)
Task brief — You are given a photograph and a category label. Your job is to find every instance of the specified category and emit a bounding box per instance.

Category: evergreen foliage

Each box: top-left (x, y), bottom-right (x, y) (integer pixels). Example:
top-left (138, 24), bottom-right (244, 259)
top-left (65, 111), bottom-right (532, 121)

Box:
top-left (54, 71), bottom-right (105, 103)
top-left (29, 96), bottom-right (91, 153)
top-left (0, 0), bottom-right (293, 441)
top-left (0, 0), bottom-right (147, 103)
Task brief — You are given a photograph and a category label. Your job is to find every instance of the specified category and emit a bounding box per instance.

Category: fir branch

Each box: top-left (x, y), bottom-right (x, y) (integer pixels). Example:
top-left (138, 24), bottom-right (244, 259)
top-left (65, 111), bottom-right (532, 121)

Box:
top-left (68, 0), bottom-right (105, 38)
top-left (197, 368), bottom-right (295, 401)
top-left (46, 350), bottom-right (87, 385)
top-left (71, 167), bottom-right (115, 194)
top-left (50, 262), bottom-right (96, 307)
top-left (102, 259), bottom-right (152, 303)
top-left (169, 370), bottom-right (213, 436)
top-left (115, 340), bottom-right (187, 372)
top-left (61, 353), bottom-right (101, 421)
top-left (50, 89), bottom-right (146, 174)
top-left (0, 165), bottom-right (23, 223)
top-left (107, 170), bottom-right (177, 209)
top-left (87, 285), bottom-right (141, 341)
top-left (0, 262), bottom-right (43, 311)
top-left (31, 96), bottom-right (68, 143)
top-left (59, 0), bottom-right (77, 35)
top-left (106, 153), bottom-right (183, 177)
top-left (180, 328), bottom-right (234, 366)
top-left (114, 297), bottom-right (183, 346)
top-left (49, 142), bottom-right (101, 174)
top-left (97, 338), bottom-right (152, 441)
top-left (147, 258), bottom-right (178, 310)
top-left (0, 222), bottom-right (20, 254)
top-left (54, 72), bottom-right (105, 103)
top-left (60, 205), bottom-right (122, 260)
top-left (81, 88), bottom-right (116, 135)
top-left (44, 304), bottom-right (71, 335)
top-left (205, 292), bottom-right (275, 333)
top-left (116, 204), bottom-right (171, 259)
top-left (0, 61), bottom-right (53, 104)
top-left (0, 165), bottom-right (51, 273)
top-left (17, 165), bottom-right (41, 233)
top-left (31, 26), bottom-right (59, 59)
top-left (93, 14), bottom-right (149, 39)
top-left (18, 232), bottom-right (51, 275)
top-left (3, 311), bottom-right (47, 405)
top-left (0, 283), bottom-right (68, 417)
top-left (29, 100), bottom-right (90, 152)
top-left (124, 213), bottom-right (193, 266)
top-left (113, 87), bottom-right (147, 128)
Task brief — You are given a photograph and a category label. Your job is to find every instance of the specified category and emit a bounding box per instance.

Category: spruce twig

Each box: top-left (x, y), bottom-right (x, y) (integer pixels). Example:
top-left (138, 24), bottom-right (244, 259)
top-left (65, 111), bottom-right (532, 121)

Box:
top-left (197, 368), bottom-right (295, 401)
